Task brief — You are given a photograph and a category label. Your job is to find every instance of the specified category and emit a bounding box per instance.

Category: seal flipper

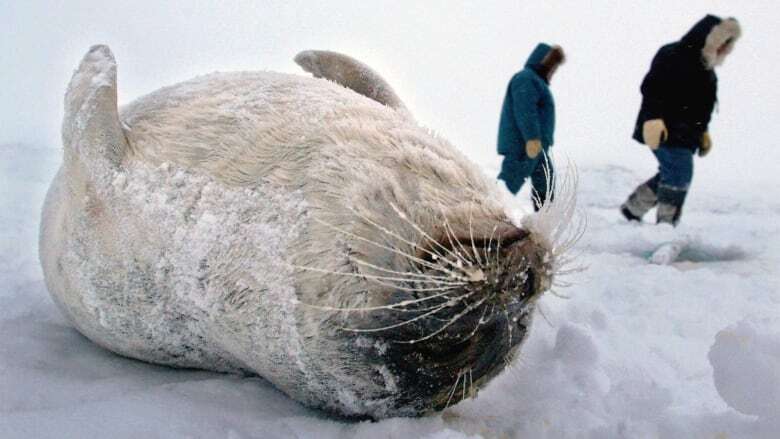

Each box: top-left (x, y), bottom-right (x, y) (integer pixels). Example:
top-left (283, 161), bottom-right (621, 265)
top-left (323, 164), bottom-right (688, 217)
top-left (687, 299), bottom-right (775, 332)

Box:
top-left (294, 50), bottom-right (410, 116)
top-left (62, 45), bottom-right (129, 173)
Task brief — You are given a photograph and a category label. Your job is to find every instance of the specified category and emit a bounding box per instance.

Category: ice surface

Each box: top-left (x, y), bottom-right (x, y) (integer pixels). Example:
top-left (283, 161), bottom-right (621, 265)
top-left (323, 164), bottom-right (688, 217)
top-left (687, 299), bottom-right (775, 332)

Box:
top-left (2, 143), bottom-right (779, 438)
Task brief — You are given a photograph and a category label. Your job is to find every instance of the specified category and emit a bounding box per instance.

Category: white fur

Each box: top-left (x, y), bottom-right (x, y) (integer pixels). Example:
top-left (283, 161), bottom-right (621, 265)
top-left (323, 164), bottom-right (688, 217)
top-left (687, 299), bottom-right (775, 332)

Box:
top-left (40, 45), bottom-right (570, 418)
top-left (702, 18), bottom-right (741, 69)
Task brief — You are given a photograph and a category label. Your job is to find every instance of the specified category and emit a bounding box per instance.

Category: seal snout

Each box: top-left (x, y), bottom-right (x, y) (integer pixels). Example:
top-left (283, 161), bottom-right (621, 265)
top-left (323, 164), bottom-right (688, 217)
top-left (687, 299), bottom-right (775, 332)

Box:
top-left (368, 222), bottom-right (548, 413)
top-left (500, 229), bottom-right (555, 299)
top-left (412, 221), bottom-right (554, 305)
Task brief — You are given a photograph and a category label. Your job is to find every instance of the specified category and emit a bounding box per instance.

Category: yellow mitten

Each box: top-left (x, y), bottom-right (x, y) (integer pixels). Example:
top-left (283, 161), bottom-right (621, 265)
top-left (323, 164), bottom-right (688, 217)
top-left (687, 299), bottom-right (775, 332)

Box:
top-left (699, 132), bottom-right (712, 157)
top-left (642, 119), bottom-right (668, 149)
top-left (525, 139), bottom-right (542, 158)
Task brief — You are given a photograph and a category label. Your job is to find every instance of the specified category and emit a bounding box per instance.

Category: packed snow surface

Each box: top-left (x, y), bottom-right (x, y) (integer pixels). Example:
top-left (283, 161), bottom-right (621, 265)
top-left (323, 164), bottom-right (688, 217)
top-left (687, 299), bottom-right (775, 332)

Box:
top-left (1, 143), bottom-right (778, 438)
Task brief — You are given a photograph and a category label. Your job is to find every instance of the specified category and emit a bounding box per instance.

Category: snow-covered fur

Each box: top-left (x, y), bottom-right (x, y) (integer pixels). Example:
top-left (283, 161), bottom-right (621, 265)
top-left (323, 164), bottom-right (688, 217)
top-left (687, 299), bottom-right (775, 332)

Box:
top-left (40, 45), bottom-right (576, 418)
top-left (702, 18), bottom-right (741, 69)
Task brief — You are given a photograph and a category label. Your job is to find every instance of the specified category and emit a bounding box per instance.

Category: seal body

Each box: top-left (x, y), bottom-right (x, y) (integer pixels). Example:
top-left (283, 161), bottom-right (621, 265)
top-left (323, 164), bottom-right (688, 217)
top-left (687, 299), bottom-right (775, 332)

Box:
top-left (40, 46), bottom-right (576, 418)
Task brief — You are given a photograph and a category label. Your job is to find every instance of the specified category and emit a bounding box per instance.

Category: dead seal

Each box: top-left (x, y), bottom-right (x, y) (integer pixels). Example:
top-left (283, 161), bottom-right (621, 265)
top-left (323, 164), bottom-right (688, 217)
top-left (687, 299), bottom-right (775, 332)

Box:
top-left (39, 45), bottom-right (581, 419)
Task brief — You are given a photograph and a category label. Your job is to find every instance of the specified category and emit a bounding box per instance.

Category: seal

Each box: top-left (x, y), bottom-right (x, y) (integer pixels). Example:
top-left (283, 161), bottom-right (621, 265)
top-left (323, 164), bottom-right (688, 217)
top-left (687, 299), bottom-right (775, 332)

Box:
top-left (39, 45), bottom-right (581, 419)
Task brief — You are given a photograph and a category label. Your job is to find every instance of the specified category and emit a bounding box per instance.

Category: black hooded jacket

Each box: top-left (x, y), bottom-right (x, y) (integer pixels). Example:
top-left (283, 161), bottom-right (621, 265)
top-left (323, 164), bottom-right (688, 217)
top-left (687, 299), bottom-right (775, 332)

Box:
top-left (632, 15), bottom-right (721, 150)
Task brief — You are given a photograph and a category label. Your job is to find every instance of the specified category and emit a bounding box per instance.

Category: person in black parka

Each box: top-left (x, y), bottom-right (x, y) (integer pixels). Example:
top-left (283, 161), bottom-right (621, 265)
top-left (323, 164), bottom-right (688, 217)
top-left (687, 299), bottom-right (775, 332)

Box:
top-left (497, 43), bottom-right (565, 210)
top-left (621, 15), bottom-right (741, 225)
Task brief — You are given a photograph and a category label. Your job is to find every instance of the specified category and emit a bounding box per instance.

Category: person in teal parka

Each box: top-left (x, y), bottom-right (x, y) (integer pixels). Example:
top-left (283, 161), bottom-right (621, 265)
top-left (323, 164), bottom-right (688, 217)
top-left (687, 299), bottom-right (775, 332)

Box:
top-left (497, 43), bottom-right (565, 210)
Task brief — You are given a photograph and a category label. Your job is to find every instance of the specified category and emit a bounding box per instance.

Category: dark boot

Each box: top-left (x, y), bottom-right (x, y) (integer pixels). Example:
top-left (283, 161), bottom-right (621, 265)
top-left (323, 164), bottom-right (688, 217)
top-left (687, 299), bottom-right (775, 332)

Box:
top-left (621, 176), bottom-right (659, 221)
top-left (656, 185), bottom-right (687, 226)
top-left (656, 203), bottom-right (682, 225)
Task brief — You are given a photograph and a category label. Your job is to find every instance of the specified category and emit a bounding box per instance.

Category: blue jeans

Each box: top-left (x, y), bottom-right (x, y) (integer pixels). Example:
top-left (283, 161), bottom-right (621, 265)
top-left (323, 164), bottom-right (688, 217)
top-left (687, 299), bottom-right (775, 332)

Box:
top-left (497, 153), bottom-right (554, 210)
top-left (652, 146), bottom-right (694, 206)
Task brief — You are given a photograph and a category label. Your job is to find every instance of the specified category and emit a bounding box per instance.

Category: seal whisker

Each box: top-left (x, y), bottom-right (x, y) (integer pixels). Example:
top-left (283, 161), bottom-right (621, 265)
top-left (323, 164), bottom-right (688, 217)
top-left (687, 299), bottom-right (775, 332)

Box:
top-left (291, 264), bottom-right (466, 286)
top-left (293, 286), bottom-right (462, 313)
top-left (388, 202), bottom-right (471, 272)
top-left (551, 214), bottom-right (586, 259)
top-left (552, 255), bottom-right (587, 283)
top-left (470, 368), bottom-right (475, 399)
top-left (553, 265), bottom-right (587, 276)
top-left (445, 371), bottom-right (463, 409)
top-left (468, 207), bottom-right (484, 266)
top-left (556, 246), bottom-right (585, 263)
top-left (462, 367), bottom-right (467, 401)
top-left (348, 255), bottom-right (459, 282)
top-left (494, 229), bottom-right (504, 273)
top-left (551, 278), bottom-right (578, 289)
top-left (524, 156), bottom-right (583, 263)
top-left (547, 288), bottom-right (571, 299)
top-left (348, 207), bottom-right (467, 277)
top-left (553, 255), bottom-right (584, 273)
top-left (339, 292), bottom-right (475, 334)
top-left (364, 277), bottom-right (466, 294)
top-left (494, 225), bottom-right (511, 272)
top-left (550, 274), bottom-right (575, 287)
top-left (394, 294), bottom-right (489, 344)
top-left (503, 306), bottom-right (514, 351)
top-left (441, 215), bottom-right (469, 266)
top-left (312, 216), bottom-right (464, 278)
top-left (558, 211), bottom-right (586, 247)
top-left (484, 224), bottom-right (499, 268)
top-left (456, 294), bottom-right (494, 344)
top-left (464, 367), bottom-right (475, 399)
top-left (438, 203), bottom-right (475, 266)
top-left (536, 303), bottom-right (554, 327)
top-left (339, 304), bottom-right (452, 333)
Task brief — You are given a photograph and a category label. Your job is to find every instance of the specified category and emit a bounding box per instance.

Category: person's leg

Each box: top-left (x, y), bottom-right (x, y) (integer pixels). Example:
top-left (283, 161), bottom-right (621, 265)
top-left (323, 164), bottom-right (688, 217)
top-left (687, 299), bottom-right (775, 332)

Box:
top-left (621, 173), bottom-right (660, 221)
top-left (498, 154), bottom-right (536, 195)
top-left (530, 155), bottom-right (553, 211)
top-left (653, 146), bottom-right (694, 225)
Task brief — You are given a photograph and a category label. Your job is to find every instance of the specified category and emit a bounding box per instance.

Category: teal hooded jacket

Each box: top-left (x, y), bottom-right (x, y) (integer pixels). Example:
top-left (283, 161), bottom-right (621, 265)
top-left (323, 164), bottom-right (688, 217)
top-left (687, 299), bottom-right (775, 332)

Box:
top-left (496, 43), bottom-right (556, 157)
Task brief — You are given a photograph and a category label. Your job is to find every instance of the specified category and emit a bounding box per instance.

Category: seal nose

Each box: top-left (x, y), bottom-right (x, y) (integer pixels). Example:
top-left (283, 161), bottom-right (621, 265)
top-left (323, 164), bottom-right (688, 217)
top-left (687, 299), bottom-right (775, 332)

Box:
top-left (498, 230), bottom-right (553, 300)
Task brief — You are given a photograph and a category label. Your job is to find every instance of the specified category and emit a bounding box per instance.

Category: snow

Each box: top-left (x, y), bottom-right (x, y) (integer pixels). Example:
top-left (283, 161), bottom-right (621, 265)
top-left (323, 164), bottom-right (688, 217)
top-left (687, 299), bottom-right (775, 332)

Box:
top-left (2, 1), bottom-right (780, 437)
top-left (3, 140), bottom-right (779, 437)
top-left (709, 320), bottom-right (780, 420)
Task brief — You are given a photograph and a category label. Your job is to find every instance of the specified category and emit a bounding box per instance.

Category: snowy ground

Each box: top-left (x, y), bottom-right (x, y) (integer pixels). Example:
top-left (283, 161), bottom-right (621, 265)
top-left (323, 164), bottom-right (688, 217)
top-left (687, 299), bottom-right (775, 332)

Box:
top-left (1, 141), bottom-right (778, 438)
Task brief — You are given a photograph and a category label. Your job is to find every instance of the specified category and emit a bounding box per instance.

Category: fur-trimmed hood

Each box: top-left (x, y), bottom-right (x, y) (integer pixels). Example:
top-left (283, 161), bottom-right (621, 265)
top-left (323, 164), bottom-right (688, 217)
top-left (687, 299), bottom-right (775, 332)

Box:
top-left (525, 43), bottom-right (565, 82)
top-left (681, 15), bottom-right (742, 69)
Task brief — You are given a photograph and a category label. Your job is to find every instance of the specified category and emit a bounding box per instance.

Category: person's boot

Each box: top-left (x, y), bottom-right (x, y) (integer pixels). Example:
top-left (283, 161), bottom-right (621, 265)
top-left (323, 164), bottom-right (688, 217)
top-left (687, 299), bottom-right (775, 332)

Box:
top-left (656, 202), bottom-right (682, 226)
top-left (656, 185), bottom-right (687, 226)
top-left (620, 178), bottom-right (658, 221)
